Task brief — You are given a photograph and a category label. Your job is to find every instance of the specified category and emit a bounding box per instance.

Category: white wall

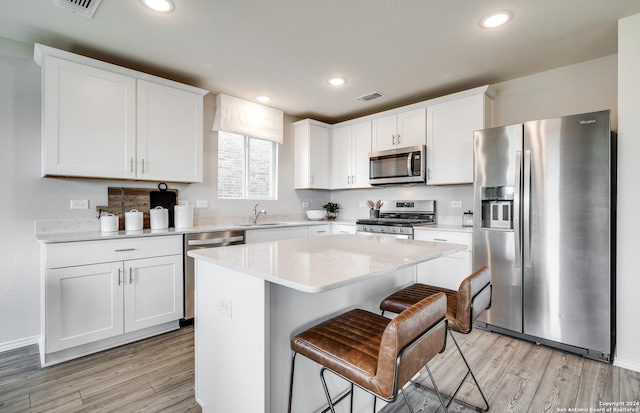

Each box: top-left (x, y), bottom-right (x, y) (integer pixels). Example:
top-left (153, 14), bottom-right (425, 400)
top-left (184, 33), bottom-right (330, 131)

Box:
top-left (615, 13), bottom-right (640, 372)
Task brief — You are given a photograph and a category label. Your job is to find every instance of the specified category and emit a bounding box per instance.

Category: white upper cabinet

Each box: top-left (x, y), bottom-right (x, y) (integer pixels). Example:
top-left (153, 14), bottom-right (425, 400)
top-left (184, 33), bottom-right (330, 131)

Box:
top-left (372, 108), bottom-right (425, 151)
top-left (294, 119), bottom-right (330, 189)
top-left (329, 120), bottom-right (372, 189)
top-left (35, 44), bottom-right (207, 183)
top-left (426, 87), bottom-right (495, 185)
top-left (42, 56), bottom-right (136, 180)
top-left (136, 80), bottom-right (203, 182)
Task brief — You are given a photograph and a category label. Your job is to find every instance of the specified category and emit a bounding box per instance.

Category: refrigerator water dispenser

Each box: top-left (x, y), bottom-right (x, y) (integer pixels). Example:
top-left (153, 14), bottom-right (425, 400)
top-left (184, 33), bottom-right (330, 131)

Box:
top-left (481, 186), bottom-right (514, 230)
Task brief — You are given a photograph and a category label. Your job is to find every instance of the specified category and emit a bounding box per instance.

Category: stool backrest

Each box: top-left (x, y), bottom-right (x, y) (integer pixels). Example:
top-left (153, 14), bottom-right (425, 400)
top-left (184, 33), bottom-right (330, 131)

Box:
top-left (375, 292), bottom-right (447, 399)
top-left (455, 266), bottom-right (492, 333)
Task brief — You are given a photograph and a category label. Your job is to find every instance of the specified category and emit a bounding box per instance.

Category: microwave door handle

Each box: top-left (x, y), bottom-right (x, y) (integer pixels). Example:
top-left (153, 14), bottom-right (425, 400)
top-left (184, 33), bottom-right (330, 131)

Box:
top-left (407, 153), bottom-right (413, 176)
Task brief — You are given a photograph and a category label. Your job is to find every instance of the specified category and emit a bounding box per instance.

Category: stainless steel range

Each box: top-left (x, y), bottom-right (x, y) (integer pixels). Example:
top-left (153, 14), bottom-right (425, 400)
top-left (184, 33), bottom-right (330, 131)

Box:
top-left (356, 200), bottom-right (436, 239)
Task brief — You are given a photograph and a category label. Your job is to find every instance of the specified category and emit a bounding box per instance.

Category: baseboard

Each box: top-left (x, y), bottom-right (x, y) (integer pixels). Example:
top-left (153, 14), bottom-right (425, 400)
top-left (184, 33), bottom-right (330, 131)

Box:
top-left (613, 357), bottom-right (640, 373)
top-left (0, 335), bottom-right (40, 353)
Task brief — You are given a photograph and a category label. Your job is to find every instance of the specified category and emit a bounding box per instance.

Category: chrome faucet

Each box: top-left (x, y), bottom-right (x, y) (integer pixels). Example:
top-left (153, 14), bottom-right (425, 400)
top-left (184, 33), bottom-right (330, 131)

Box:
top-left (252, 203), bottom-right (267, 224)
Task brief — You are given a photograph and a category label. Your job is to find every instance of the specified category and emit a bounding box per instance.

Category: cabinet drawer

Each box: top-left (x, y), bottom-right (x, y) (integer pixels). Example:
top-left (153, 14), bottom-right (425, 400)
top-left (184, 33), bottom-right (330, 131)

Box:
top-left (45, 235), bottom-right (183, 269)
top-left (308, 225), bottom-right (331, 237)
top-left (414, 230), bottom-right (472, 251)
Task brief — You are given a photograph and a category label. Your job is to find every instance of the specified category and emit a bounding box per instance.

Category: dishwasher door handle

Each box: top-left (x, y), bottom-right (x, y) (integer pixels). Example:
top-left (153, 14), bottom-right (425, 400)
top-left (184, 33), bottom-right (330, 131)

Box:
top-left (187, 236), bottom-right (244, 247)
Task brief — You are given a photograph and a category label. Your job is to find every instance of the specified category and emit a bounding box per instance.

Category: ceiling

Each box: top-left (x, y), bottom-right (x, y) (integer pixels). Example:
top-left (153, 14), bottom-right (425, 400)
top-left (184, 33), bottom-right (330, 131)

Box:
top-left (2, 0), bottom-right (640, 123)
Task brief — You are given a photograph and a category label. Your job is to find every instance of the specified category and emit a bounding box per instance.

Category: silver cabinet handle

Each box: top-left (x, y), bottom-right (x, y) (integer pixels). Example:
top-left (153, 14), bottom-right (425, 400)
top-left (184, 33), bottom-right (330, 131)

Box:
top-left (130, 158), bottom-right (135, 174)
top-left (129, 267), bottom-right (134, 284)
top-left (118, 268), bottom-right (122, 286)
top-left (433, 238), bottom-right (448, 242)
top-left (141, 159), bottom-right (145, 174)
top-left (392, 134), bottom-right (395, 145)
top-left (397, 133), bottom-right (401, 144)
top-left (115, 248), bottom-right (135, 253)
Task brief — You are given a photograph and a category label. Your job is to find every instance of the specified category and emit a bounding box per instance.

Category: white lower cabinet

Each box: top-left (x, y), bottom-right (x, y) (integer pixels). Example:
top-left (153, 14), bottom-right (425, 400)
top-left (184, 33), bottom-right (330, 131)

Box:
top-left (414, 229), bottom-right (472, 290)
top-left (308, 225), bottom-right (331, 237)
top-left (42, 235), bottom-right (183, 365)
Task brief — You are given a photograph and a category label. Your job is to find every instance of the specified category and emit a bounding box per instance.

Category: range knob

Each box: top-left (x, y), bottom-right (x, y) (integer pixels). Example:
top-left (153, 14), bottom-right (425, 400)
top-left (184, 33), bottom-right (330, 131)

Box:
top-left (391, 227), bottom-right (397, 233)
top-left (380, 227), bottom-right (385, 232)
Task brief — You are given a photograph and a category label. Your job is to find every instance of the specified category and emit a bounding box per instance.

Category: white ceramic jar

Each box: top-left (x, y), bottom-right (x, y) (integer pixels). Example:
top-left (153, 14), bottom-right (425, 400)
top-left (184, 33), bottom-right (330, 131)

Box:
top-left (100, 213), bottom-right (119, 232)
top-left (150, 206), bottom-right (169, 230)
top-left (125, 209), bottom-right (143, 231)
top-left (174, 205), bottom-right (194, 229)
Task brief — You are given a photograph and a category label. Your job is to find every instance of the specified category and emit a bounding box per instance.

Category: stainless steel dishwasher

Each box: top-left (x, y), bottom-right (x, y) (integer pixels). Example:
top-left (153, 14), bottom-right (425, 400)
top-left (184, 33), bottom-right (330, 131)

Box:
top-left (183, 230), bottom-right (245, 321)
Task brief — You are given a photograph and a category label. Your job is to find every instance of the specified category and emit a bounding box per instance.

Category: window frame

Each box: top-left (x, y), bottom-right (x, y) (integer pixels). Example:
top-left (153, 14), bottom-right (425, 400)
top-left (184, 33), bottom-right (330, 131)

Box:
top-left (217, 131), bottom-right (278, 200)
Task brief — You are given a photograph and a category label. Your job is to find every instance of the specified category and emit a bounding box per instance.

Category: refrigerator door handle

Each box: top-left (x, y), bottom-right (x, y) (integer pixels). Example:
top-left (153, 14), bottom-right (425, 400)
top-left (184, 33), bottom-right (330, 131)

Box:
top-left (514, 151), bottom-right (522, 268)
top-left (524, 149), bottom-right (532, 268)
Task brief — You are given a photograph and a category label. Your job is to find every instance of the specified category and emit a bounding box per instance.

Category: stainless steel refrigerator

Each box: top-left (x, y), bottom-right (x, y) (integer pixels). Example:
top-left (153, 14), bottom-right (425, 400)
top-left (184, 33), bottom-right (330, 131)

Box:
top-left (472, 110), bottom-right (616, 362)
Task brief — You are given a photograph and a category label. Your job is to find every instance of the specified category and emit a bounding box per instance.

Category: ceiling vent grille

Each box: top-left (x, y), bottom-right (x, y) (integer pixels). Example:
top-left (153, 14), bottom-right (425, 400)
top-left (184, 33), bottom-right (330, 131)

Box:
top-left (53, 0), bottom-right (103, 18)
top-left (354, 91), bottom-right (385, 102)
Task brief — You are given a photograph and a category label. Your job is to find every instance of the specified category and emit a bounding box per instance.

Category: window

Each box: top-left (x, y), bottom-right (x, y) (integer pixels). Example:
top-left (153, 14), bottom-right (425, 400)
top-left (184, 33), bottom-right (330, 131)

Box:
top-left (217, 131), bottom-right (277, 199)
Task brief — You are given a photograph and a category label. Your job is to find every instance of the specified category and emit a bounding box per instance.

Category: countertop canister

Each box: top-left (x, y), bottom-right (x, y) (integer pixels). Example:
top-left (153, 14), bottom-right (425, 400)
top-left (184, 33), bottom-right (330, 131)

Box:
top-left (174, 204), bottom-right (194, 229)
top-left (100, 213), bottom-right (119, 232)
top-left (150, 206), bottom-right (169, 230)
top-left (125, 209), bottom-right (144, 231)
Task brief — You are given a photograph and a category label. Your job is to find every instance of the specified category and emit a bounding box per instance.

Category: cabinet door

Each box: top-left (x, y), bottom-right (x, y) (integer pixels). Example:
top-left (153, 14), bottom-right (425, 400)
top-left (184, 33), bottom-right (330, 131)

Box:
top-left (124, 255), bottom-right (184, 333)
top-left (371, 114), bottom-right (397, 151)
top-left (397, 108), bottom-right (426, 148)
top-left (245, 226), bottom-right (309, 243)
top-left (351, 120), bottom-right (372, 188)
top-left (42, 56), bottom-right (136, 179)
top-left (136, 80), bottom-right (203, 183)
top-left (309, 124), bottom-right (329, 188)
top-left (294, 123), bottom-right (311, 189)
top-left (46, 262), bottom-right (124, 353)
top-left (417, 252), bottom-right (472, 290)
top-left (427, 94), bottom-right (484, 185)
top-left (330, 125), bottom-right (352, 189)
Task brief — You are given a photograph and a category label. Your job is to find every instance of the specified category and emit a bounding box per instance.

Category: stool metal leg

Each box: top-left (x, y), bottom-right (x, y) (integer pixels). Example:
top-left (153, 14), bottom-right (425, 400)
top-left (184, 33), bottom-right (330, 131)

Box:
top-left (288, 352), bottom-right (297, 413)
top-left (424, 365), bottom-right (448, 413)
top-left (446, 331), bottom-right (489, 412)
top-left (320, 367), bottom-right (354, 413)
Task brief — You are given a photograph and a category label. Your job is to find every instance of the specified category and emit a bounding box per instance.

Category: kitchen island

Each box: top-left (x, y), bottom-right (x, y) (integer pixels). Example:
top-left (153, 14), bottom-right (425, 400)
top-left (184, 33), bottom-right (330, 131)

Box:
top-left (189, 234), bottom-right (465, 413)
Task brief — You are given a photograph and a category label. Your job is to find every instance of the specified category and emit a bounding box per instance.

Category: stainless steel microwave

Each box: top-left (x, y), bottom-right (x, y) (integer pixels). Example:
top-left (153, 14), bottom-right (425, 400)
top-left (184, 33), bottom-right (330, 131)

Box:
top-left (369, 145), bottom-right (426, 185)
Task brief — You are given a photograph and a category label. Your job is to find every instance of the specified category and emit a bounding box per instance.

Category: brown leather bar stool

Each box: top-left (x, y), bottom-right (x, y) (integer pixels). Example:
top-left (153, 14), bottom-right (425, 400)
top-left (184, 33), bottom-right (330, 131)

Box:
top-left (379, 266), bottom-right (492, 412)
top-left (288, 293), bottom-right (450, 413)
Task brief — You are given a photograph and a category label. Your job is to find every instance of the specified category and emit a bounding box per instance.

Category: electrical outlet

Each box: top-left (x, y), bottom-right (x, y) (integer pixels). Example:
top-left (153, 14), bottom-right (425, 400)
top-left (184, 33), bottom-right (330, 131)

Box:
top-left (451, 201), bottom-right (462, 208)
top-left (196, 200), bottom-right (208, 208)
top-left (359, 201), bottom-right (366, 207)
top-left (70, 200), bottom-right (89, 209)
top-left (302, 202), bottom-right (310, 208)
top-left (217, 297), bottom-right (232, 318)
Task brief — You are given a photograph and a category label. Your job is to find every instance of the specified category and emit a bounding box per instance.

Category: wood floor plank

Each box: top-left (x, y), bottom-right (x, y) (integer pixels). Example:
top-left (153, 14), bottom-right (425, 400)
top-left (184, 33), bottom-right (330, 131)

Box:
top-left (471, 334), bottom-right (527, 392)
top-left (619, 367), bottom-right (640, 403)
top-left (525, 351), bottom-right (582, 413)
top-left (26, 391), bottom-right (84, 413)
top-left (508, 341), bottom-right (553, 382)
top-left (489, 373), bottom-right (538, 413)
top-left (575, 358), bottom-right (618, 407)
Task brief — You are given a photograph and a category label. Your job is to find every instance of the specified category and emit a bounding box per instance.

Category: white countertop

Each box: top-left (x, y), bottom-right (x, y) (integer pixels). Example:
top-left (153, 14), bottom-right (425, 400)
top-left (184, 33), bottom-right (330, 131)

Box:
top-left (188, 234), bottom-right (466, 293)
top-left (35, 220), bottom-right (350, 244)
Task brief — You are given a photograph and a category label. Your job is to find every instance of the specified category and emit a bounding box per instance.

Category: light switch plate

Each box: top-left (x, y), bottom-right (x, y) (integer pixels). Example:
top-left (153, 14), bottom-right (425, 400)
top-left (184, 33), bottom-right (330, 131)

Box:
top-left (70, 200), bottom-right (89, 209)
top-left (451, 201), bottom-right (462, 208)
top-left (196, 200), bottom-right (208, 208)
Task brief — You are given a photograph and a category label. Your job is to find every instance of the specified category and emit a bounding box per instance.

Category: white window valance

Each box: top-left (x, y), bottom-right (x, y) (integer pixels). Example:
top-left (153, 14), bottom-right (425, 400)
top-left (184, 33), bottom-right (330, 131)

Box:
top-left (212, 93), bottom-right (284, 144)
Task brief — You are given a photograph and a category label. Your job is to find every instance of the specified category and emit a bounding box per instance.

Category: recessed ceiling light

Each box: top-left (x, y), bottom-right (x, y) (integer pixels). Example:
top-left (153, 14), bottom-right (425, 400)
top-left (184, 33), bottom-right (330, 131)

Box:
top-left (328, 77), bottom-right (347, 86)
top-left (140, 0), bottom-right (175, 12)
top-left (256, 96), bottom-right (271, 103)
top-left (480, 11), bottom-right (512, 28)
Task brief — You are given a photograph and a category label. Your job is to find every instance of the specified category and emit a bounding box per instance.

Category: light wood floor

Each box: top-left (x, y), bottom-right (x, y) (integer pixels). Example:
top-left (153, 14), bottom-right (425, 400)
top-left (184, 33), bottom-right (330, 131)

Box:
top-left (0, 326), bottom-right (638, 413)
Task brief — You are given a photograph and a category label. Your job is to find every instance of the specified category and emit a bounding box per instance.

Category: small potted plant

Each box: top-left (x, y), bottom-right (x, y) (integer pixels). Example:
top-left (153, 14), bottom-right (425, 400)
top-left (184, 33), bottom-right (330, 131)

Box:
top-left (322, 202), bottom-right (340, 220)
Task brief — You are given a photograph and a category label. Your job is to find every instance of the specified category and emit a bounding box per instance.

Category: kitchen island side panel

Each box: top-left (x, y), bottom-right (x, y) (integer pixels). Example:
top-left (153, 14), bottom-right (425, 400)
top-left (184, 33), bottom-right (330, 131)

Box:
top-left (195, 259), bottom-right (415, 413)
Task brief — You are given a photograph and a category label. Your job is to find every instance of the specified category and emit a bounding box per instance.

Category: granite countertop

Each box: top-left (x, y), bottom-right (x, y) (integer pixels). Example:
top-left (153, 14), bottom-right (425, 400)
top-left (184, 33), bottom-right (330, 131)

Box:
top-left (36, 220), bottom-right (355, 244)
top-left (188, 234), bottom-right (466, 293)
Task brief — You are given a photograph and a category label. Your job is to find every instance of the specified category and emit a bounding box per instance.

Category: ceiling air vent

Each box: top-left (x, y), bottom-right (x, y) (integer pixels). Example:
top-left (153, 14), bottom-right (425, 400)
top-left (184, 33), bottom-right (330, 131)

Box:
top-left (53, 0), bottom-right (103, 18)
top-left (354, 91), bottom-right (385, 102)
